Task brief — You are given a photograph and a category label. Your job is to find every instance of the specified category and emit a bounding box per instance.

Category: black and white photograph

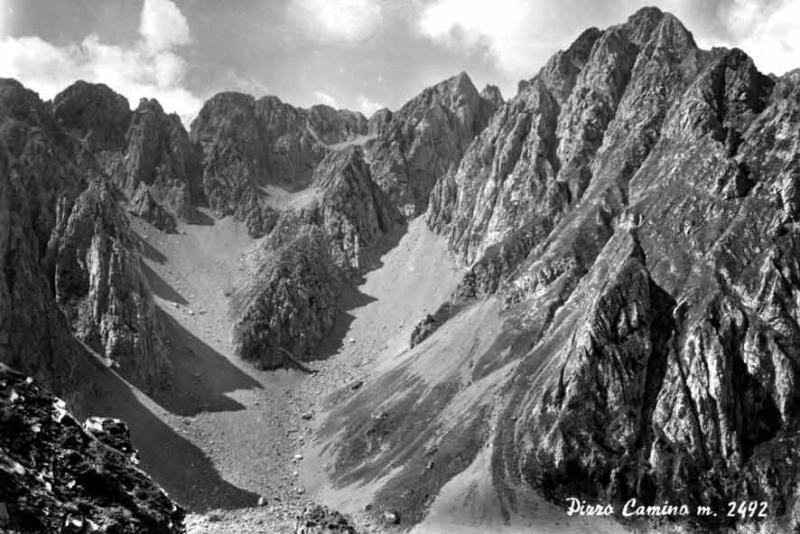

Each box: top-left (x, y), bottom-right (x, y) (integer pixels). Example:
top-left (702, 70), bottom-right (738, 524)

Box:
top-left (1, 1), bottom-right (799, 532)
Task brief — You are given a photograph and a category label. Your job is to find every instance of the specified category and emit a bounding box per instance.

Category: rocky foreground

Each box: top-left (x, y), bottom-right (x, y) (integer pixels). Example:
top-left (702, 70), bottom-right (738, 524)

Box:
top-left (0, 364), bottom-right (184, 533)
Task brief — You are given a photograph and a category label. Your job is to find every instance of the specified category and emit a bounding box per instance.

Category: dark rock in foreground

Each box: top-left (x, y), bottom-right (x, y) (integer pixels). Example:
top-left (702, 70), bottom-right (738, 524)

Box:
top-left (294, 504), bottom-right (357, 534)
top-left (0, 364), bottom-right (184, 533)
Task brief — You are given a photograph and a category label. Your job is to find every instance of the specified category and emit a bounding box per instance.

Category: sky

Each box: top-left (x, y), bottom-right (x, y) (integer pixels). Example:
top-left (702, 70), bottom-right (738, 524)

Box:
top-left (0, 0), bottom-right (797, 127)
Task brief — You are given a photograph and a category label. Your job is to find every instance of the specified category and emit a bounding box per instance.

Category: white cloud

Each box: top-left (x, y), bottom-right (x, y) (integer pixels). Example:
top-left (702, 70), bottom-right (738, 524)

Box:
top-left (417, 0), bottom-right (561, 77)
top-left (139, 0), bottom-right (191, 52)
top-left (357, 94), bottom-right (383, 115)
top-left (313, 90), bottom-right (339, 107)
top-left (717, 0), bottom-right (800, 75)
top-left (0, 0), bottom-right (202, 127)
top-left (288, 0), bottom-right (383, 43)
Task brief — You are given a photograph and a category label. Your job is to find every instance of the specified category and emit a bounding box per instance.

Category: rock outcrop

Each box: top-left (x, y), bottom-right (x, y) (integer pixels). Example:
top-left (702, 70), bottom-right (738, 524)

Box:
top-left (368, 72), bottom-right (501, 217)
top-left (0, 364), bottom-right (184, 533)
top-left (51, 180), bottom-right (169, 389)
top-left (294, 504), bottom-right (357, 534)
top-left (232, 219), bottom-right (342, 368)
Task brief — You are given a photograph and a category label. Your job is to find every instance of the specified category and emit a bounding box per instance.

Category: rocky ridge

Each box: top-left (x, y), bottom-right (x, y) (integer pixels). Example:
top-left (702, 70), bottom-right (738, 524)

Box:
top-left (317, 7), bottom-right (800, 532)
top-left (368, 72), bottom-right (502, 217)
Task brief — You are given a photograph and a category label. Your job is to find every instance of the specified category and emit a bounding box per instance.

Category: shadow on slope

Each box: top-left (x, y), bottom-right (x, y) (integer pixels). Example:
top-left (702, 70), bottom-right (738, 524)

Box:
top-left (150, 308), bottom-right (262, 416)
top-left (315, 221), bottom-right (408, 360)
top-left (142, 262), bottom-right (189, 305)
top-left (76, 354), bottom-right (260, 512)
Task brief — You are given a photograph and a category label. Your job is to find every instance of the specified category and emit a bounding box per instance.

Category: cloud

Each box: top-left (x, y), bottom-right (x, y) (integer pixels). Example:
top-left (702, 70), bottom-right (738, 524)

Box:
top-left (716, 0), bottom-right (799, 74)
top-left (357, 94), bottom-right (383, 115)
top-left (288, 0), bottom-right (383, 43)
top-left (417, 0), bottom-right (568, 77)
top-left (139, 0), bottom-right (191, 52)
top-left (313, 90), bottom-right (339, 107)
top-left (0, 0), bottom-right (202, 127)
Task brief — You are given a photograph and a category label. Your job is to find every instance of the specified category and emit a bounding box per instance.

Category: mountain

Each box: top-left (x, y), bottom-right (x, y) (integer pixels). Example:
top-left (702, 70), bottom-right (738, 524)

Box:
top-left (368, 72), bottom-right (501, 217)
top-left (314, 7), bottom-right (800, 533)
top-left (2, 5), bottom-right (800, 533)
top-left (190, 93), bottom-right (370, 237)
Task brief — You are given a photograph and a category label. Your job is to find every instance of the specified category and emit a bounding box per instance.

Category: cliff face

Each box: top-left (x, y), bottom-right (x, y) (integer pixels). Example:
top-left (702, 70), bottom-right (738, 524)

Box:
top-left (51, 180), bottom-right (169, 390)
top-left (190, 93), bottom-right (369, 237)
top-left (319, 8), bottom-right (800, 531)
top-left (0, 364), bottom-right (184, 533)
top-left (0, 79), bottom-right (96, 408)
top-left (368, 72), bottom-right (501, 217)
top-left (0, 79), bottom-right (168, 399)
top-left (52, 82), bottom-right (204, 231)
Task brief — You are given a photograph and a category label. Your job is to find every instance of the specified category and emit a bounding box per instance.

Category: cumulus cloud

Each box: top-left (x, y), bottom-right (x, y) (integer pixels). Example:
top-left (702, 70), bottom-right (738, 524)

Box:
top-left (0, 0), bottom-right (202, 127)
top-left (357, 94), bottom-right (383, 115)
top-left (716, 0), bottom-right (800, 74)
top-left (288, 0), bottom-right (383, 43)
top-left (139, 0), bottom-right (191, 52)
top-left (313, 90), bottom-right (339, 107)
top-left (417, 0), bottom-right (572, 77)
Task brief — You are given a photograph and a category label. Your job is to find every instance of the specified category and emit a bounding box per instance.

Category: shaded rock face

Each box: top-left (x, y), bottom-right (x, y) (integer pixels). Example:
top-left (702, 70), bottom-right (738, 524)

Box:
top-left (321, 8), bottom-right (800, 532)
top-left (232, 148), bottom-right (400, 367)
top-left (0, 364), bottom-right (184, 533)
top-left (0, 78), bottom-right (168, 402)
top-left (113, 98), bottom-right (204, 223)
top-left (53, 83), bottom-right (204, 226)
top-left (190, 92), bottom-right (368, 237)
top-left (303, 148), bottom-right (402, 270)
top-left (130, 183), bottom-right (178, 233)
top-left (51, 180), bottom-right (168, 390)
top-left (369, 72), bottom-right (500, 217)
top-left (52, 81), bottom-right (131, 153)
top-left (232, 220), bottom-right (342, 368)
top-left (0, 79), bottom-right (103, 408)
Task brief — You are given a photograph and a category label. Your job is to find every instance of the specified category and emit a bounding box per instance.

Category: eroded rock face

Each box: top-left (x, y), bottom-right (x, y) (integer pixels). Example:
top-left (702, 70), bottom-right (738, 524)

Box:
top-left (0, 364), bottom-right (184, 533)
top-left (1, 78), bottom-right (169, 401)
top-left (53, 83), bottom-right (204, 226)
top-left (190, 93), bottom-right (368, 236)
top-left (232, 148), bottom-right (400, 367)
top-left (52, 81), bottom-right (131, 152)
top-left (232, 219), bottom-right (342, 368)
top-left (303, 148), bottom-right (401, 270)
top-left (369, 72), bottom-right (500, 217)
top-left (321, 8), bottom-right (800, 532)
top-left (51, 180), bottom-right (168, 390)
top-left (0, 79), bottom-right (102, 408)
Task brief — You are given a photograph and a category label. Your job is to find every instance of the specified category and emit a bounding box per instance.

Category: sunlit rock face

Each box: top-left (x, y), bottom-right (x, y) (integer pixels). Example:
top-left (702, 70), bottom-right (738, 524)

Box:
top-left (368, 71), bottom-right (501, 217)
top-left (320, 7), bottom-right (800, 531)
